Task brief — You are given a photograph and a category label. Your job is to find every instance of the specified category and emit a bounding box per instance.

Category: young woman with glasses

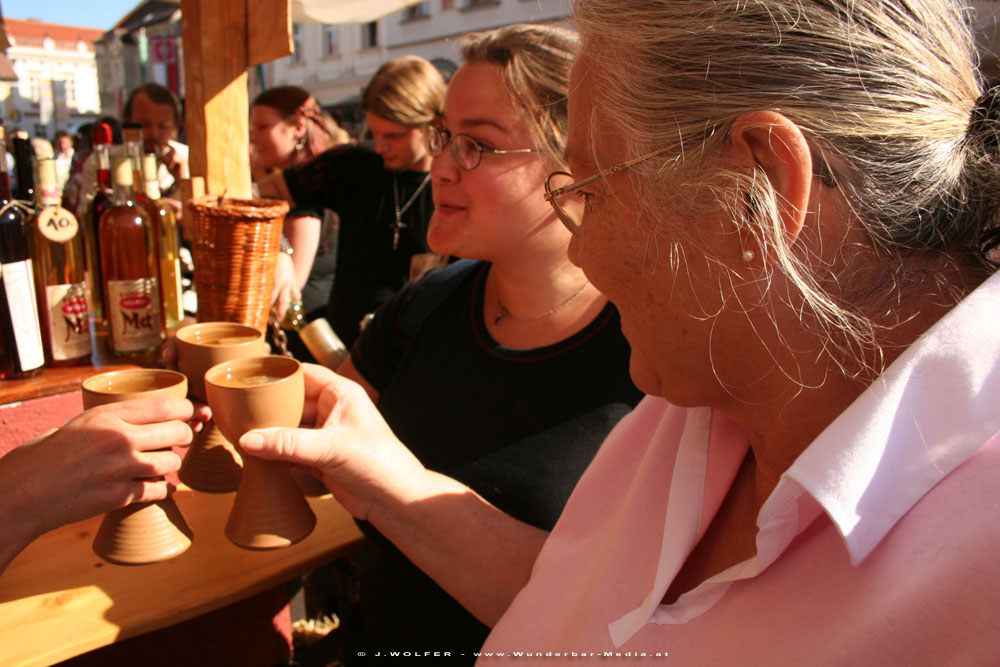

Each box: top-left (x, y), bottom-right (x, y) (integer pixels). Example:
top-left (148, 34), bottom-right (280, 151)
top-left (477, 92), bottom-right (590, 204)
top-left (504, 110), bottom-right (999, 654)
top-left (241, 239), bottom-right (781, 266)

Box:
top-left (242, 24), bottom-right (641, 662)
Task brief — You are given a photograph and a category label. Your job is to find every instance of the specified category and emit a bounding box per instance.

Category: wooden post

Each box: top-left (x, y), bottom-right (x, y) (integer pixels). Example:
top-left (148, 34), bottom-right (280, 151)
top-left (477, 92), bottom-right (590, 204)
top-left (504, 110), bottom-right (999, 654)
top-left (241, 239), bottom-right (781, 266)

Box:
top-left (180, 0), bottom-right (291, 199)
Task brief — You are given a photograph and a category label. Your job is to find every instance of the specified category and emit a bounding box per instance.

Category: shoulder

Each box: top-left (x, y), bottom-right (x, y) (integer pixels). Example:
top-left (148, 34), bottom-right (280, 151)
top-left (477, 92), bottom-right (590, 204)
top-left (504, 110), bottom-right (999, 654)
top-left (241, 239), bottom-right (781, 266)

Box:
top-left (397, 260), bottom-right (483, 331)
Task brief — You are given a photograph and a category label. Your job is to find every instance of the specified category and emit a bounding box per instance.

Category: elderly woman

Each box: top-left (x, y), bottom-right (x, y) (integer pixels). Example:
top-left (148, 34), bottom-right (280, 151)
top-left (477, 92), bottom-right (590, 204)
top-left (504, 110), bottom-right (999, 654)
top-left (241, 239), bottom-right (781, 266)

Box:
top-left (245, 1), bottom-right (999, 662)
top-left (477, 0), bottom-right (1000, 661)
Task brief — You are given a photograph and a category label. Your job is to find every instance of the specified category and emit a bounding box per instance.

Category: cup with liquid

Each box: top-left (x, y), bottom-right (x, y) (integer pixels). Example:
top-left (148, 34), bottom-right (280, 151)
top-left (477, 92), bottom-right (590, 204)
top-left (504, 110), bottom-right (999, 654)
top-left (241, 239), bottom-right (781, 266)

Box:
top-left (175, 322), bottom-right (269, 492)
top-left (204, 355), bottom-right (315, 549)
top-left (82, 368), bottom-right (194, 565)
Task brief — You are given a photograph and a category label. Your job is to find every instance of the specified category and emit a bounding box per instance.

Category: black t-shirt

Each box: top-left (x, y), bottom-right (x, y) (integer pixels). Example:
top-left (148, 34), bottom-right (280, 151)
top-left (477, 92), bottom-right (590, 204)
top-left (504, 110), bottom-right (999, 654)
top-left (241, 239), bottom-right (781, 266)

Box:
top-left (348, 261), bottom-right (643, 661)
top-left (284, 145), bottom-right (434, 348)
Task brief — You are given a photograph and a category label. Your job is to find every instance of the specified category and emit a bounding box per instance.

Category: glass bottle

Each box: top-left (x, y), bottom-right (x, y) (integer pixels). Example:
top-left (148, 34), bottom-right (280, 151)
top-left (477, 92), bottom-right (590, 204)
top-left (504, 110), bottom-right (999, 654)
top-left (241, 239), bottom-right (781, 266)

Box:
top-left (142, 153), bottom-right (183, 330)
top-left (100, 155), bottom-right (163, 359)
top-left (82, 122), bottom-right (113, 325)
top-left (0, 126), bottom-right (44, 379)
top-left (30, 157), bottom-right (91, 366)
top-left (11, 130), bottom-right (34, 202)
top-left (124, 124), bottom-right (167, 329)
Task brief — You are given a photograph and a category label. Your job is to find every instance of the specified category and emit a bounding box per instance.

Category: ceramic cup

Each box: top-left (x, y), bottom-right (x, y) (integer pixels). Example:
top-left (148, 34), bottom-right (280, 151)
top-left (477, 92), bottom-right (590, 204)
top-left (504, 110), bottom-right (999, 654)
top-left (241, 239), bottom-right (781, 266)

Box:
top-left (204, 355), bottom-right (316, 549)
top-left (82, 368), bottom-right (194, 565)
top-left (175, 322), bottom-right (269, 492)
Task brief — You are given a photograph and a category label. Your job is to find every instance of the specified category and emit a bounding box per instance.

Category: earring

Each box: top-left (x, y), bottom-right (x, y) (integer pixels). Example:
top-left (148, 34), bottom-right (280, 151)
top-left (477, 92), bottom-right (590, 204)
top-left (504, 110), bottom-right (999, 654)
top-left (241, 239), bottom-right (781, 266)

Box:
top-left (742, 249), bottom-right (756, 262)
top-left (294, 137), bottom-right (306, 152)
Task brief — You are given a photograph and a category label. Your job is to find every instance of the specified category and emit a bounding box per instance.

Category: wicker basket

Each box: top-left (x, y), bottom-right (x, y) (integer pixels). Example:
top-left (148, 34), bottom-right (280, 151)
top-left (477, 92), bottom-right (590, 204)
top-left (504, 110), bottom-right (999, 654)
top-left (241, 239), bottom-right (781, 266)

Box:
top-left (189, 196), bottom-right (290, 331)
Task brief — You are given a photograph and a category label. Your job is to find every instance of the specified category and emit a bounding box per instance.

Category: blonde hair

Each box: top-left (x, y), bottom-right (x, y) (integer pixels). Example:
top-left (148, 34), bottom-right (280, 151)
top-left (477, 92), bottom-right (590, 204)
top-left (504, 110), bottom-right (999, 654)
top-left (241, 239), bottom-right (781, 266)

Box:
top-left (362, 55), bottom-right (446, 127)
top-left (461, 23), bottom-right (579, 169)
top-left (573, 0), bottom-right (999, 375)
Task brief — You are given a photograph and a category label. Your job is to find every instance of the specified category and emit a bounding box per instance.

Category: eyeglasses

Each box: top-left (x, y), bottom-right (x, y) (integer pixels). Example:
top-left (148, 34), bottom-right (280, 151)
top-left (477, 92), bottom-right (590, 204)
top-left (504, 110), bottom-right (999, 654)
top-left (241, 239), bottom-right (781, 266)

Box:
top-left (543, 144), bottom-right (680, 236)
top-left (426, 124), bottom-right (540, 171)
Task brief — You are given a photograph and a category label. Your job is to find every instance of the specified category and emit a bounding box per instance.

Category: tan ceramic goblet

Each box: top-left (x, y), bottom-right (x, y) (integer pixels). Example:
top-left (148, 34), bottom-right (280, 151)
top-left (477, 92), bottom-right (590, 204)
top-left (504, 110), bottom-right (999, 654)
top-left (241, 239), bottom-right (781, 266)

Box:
top-left (82, 368), bottom-right (193, 565)
top-left (204, 355), bottom-right (316, 549)
top-left (175, 322), bottom-right (268, 492)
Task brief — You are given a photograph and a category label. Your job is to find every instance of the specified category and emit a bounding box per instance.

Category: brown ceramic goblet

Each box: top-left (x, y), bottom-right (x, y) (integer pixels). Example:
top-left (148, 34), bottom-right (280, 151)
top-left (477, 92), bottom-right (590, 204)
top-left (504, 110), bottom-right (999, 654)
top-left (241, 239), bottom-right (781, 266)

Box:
top-left (82, 369), bottom-right (194, 565)
top-left (175, 322), bottom-right (268, 492)
top-left (204, 355), bottom-right (316, 549)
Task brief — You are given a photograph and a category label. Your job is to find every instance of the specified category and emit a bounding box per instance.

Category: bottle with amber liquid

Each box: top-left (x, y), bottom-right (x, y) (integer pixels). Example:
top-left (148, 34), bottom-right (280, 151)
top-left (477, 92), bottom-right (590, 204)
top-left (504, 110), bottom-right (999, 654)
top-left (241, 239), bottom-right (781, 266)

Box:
top-left (100, 155), bottom-right (163, 358)
top-left (0, 126), bottom-right (45, 379)
top-left (82, 122), bottom-right (114, 325)
top-left (141, 153), bottom-right (183, 330)
top-left (124, 124), bottom-right (168, 328)
top-left (30, 157), bottom-right (91, 366)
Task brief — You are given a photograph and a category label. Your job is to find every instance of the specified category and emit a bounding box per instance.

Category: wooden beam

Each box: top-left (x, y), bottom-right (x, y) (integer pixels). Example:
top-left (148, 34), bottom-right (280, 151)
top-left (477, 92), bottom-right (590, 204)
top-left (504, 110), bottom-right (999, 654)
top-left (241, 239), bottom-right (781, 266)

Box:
top-left (247, 0), bottom-right (293, 67)
top-left (181, 0), bottom-right (252, 198)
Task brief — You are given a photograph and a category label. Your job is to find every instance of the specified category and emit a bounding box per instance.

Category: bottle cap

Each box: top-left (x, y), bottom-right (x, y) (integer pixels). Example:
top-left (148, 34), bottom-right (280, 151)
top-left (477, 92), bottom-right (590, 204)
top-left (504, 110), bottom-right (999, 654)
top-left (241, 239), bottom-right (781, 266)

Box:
top-left (35, 157), bottom-right (58, 187)
top-left (112, 155), bottom-right (134, 186)
top-left (142, 153), bottom-right (158, 181)
top-left (92, 122), bottom-right (112, 145)
top-left (123, 123), bottom-right (143, 144)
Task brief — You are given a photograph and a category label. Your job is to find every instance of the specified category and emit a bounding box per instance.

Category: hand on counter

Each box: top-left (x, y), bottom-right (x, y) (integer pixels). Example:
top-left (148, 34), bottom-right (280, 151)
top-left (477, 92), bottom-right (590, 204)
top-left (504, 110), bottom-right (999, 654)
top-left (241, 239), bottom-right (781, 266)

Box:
top-left (0, 396), bottom-right (208, 575)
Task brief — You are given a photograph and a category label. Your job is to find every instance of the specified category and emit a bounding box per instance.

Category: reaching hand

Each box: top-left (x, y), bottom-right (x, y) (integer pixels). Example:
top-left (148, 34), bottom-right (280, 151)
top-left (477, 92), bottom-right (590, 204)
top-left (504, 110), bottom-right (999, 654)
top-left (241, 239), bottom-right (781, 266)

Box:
top-left (271, 252), bottom-right (301, 322)
top-left (239, 364), bottom-right (429, 521)
top-left (0, 397), bottom-right (199, 548)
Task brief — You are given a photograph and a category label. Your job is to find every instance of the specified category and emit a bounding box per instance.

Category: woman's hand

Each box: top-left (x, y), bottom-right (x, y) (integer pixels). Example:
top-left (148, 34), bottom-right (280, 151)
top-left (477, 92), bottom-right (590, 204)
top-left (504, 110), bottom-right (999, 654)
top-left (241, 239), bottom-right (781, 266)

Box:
top-left (239, 364), bottom-right (429, 521)
top-left (271, 252), bottom-right (301, 322)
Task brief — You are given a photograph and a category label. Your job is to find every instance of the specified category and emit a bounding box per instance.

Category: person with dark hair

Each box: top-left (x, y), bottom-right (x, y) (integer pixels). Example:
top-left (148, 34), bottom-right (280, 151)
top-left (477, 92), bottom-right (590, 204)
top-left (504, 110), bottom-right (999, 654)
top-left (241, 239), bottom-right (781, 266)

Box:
top-left (122, 82), bottom-right (187, 197)
top-left (258, 56), bottom-right (447, 349)
top-left (249, 85), bottom-right (352, 357)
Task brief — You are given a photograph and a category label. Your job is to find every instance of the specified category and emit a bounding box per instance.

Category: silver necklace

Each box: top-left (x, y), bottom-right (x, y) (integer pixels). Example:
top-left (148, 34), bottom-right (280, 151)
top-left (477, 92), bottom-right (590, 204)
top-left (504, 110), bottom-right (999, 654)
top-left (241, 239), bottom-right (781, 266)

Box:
top-left (492, 273), bottom-right (590, 326)
top-left (391, 172), bottom-right (431, 250)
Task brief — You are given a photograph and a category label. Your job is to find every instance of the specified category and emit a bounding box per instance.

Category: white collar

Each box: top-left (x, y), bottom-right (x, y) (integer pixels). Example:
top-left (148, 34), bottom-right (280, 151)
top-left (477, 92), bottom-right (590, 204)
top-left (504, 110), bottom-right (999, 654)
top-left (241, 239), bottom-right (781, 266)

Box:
top-left (772, 270), bottom-right (1000, 564)
top-left (609, 271), bottom-right (1000, 646)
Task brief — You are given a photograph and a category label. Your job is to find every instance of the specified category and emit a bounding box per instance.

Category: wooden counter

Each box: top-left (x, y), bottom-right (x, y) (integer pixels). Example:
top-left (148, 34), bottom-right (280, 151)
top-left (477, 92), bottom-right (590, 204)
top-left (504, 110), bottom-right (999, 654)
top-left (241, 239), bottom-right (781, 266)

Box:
top-left (0, 484), bottom-right (364, 667)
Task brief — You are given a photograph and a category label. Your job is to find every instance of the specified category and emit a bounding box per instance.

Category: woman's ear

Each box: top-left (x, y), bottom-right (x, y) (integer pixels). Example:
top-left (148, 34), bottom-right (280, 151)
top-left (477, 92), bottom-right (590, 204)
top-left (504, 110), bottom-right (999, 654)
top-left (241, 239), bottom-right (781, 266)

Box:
top-left (727, 111), bottom-right (813, 248)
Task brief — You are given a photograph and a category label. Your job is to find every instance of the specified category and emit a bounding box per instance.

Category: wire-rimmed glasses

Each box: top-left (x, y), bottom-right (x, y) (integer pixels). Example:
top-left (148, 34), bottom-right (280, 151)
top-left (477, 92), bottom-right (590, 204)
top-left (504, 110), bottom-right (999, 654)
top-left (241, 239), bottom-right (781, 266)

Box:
top-left (426, 123), bottom-right (540, 171)
top-left (543, 145), bottom-right (680, 236)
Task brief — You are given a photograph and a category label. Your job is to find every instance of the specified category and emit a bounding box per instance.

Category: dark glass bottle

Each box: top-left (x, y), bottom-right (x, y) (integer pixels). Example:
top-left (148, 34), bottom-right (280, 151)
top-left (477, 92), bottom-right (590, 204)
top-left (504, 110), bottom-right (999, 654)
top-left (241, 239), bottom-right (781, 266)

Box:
top-left (100, 155), bottom-right (163, 358)
top-left (0, 126), bottom-right (45, 379)
top-left (11, 130), bottom-right (34, 202)
top-left (30, 157), bottom-right (92, 366)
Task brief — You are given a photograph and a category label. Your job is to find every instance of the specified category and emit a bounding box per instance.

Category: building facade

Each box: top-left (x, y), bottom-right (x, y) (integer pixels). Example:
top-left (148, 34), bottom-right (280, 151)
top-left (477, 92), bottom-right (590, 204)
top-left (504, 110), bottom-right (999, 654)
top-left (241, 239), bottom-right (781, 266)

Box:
top-left (259, 0), bottom-right (572, 135)
top-left (1, 18), bottom-right (104, 139)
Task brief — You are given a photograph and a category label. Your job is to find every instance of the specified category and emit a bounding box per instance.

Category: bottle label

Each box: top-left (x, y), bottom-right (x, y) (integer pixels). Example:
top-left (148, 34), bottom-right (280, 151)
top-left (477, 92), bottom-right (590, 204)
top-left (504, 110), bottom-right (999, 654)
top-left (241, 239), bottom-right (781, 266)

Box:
top-left (2, 259), bottom-right (45, 370)
top-left (107, 278), bottom-right (162, 352)
top-left (37, 206), bottom-right (79, 243)
top-left (43, 282), bottom-right (91, 360)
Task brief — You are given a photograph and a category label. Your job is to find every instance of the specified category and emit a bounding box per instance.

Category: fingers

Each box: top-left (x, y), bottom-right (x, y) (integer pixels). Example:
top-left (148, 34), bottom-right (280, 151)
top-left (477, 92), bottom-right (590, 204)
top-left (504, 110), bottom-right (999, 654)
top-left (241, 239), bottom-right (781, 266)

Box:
top-left (127, 419), bottom-right (195, 452)
top-left (90, 396), bottom-right (194, 426)
top-left (161, 337), bottom-right (178, 367)
top-left (240, 427), bottom-right (333, 467)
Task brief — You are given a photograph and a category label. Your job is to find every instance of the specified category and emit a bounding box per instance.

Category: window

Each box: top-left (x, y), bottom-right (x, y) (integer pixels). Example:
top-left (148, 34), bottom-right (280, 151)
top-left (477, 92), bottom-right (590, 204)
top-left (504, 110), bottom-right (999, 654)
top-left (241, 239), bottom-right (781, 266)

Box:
top-left (291, 23), bottom-right (304, 63)
top-left (361, 21), bottom-right (378, 49)
top-left (462, 0), bottom-right (499, 8)
top-left (21, 75), bottom-right (40, 102)
top-left (441, 0), bottom-right (454, 9)
top-left (323, 25), bottom-right (340, 57)
top-left (403, 2), bottom-right (431, 21)
top-left (64, 79), bottom-right (77, 107)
